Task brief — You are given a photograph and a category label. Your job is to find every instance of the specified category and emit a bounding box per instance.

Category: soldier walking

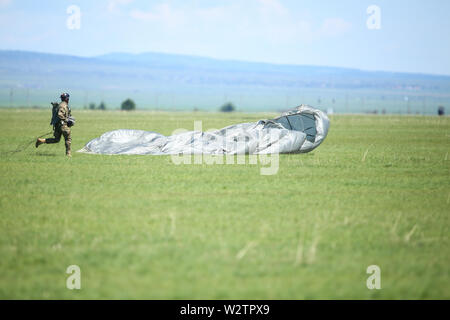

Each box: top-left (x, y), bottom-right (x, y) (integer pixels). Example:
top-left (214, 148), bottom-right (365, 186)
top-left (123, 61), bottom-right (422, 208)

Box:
top-left (36, 92), bottom-right (73, 157)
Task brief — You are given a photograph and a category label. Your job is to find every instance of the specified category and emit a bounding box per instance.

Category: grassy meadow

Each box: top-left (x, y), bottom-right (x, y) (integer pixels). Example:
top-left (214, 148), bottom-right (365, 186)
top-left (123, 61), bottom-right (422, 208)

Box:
top-left (0, 108), bottom-right (449, 299)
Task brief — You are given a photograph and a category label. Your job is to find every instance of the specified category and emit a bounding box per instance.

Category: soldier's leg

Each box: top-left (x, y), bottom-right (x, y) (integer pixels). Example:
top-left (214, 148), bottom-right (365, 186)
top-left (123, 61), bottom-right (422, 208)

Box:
top-left (45, 128), bottom-right (62, 144)
top-left (61, 125), bottom-right (72, 156)
top-left (36, 128), bottom-right (61, 148)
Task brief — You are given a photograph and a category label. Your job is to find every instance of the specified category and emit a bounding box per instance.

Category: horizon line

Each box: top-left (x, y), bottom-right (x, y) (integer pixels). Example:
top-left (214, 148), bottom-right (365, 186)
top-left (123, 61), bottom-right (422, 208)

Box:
top-left (2, 48), bottom-right (450, 78)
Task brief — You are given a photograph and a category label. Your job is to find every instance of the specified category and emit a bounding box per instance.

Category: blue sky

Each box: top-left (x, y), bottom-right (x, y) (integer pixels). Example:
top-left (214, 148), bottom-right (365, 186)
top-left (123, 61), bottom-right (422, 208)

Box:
top-left (0, 0), bottom-right (449, 75)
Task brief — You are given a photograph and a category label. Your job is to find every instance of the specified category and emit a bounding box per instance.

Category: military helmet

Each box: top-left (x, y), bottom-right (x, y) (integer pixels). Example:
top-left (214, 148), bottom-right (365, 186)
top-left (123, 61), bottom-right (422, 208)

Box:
top-left (60, 92), bottom-right (70, 101)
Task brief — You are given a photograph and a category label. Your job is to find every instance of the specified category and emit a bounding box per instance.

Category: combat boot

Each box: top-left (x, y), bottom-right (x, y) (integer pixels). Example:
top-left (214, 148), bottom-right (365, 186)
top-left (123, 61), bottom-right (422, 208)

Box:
top-left (35, 138), bottom-right (45, 148)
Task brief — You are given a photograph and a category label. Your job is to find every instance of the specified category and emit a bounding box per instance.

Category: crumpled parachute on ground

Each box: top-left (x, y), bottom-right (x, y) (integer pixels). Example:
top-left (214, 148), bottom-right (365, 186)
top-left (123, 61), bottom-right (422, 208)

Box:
top-left (77, 105), bottom-right (330, 155)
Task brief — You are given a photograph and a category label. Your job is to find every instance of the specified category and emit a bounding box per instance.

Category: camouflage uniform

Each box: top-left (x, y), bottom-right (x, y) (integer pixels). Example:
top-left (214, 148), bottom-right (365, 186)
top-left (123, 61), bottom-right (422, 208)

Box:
top-left (45, 101), bottom-right (72, 155)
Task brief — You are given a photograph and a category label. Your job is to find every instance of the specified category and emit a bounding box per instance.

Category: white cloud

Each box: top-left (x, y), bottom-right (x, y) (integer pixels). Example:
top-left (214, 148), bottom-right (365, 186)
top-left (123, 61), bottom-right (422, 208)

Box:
top-left (195, 6), bottom-right (228, 22)
top-left (129, 3), bottom-right (186, 28)
top-left (125, 1), bottom-right (349, 47)
top-left (255, 0), bottom-right (313, 44)
top-left (258, 0), bottom-right (288, 16)
top-left (130, 4), bottom-right (171, 21)
top-left (319, 18), bottom-right (352, 37)
top-left (0, 0), bottom-right (11, 7)
top-left (107, 0), bottom-right (133, 13)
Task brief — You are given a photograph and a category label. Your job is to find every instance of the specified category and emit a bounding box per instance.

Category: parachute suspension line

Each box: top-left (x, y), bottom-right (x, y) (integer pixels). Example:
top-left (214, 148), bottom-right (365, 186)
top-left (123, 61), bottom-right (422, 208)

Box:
top-left (285, 116), bottom-right (293, 130)
top-left (0, 131), bottom-right (54, 155)
top-left (299, 114), bottom-right (317, 142)
top-left (36, 131), bottom-right (54, 139)
top-left (299, 114), bottom-right (305, 132)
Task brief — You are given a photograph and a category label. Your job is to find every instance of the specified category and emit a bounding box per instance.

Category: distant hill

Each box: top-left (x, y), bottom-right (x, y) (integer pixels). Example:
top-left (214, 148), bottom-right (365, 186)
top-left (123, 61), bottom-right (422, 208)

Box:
top-left (1, 50), bottom-right (449, 112)
top-left (1, 50), bottom-right (450, 91)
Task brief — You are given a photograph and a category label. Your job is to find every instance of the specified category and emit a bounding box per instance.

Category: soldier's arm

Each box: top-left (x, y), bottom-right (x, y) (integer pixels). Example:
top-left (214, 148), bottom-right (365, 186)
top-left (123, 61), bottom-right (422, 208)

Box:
top-left (57, 103), bottom-right (68, 122)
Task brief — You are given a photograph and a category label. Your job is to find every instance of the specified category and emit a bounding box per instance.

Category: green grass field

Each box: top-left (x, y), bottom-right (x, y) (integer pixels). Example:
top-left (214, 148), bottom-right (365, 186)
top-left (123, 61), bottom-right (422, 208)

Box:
top-left (0, 109), bottom-right (449, 299)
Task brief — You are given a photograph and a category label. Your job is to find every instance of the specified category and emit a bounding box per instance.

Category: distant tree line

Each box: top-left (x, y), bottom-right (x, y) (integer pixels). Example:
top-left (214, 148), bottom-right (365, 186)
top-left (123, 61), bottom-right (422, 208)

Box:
top-left (83, 99), bottom-right (137, 111)
top-left (87, 101), bottom-right (107, 110)
top-left (220, 102), bottom-right (236, 112)
top-left (121, 98), bottom-right (136, 111)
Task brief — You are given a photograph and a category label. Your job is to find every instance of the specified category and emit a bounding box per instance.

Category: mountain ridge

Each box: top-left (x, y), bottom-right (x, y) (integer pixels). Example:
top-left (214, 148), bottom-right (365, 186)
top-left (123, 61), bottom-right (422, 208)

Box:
top-left (1, 49), bottom-right (449, 112)
top-left (2, 49), bottom-right (450, 79)
top-left (1, 49), bottom-right (450, 91)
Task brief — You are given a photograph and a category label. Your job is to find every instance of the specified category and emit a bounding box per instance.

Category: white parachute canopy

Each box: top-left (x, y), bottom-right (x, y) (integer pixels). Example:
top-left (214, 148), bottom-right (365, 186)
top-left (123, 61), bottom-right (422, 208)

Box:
top-left (78, 105), bottom-right (330, 155)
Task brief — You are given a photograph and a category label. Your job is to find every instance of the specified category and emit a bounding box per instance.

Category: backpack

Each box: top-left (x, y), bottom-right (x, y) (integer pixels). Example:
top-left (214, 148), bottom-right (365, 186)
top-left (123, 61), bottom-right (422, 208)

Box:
top-left (50, 102), bottom-right (59, 126)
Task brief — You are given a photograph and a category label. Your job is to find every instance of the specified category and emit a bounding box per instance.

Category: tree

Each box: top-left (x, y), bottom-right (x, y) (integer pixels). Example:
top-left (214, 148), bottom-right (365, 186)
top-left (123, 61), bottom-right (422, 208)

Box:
top-left (220, 102), bottom-right (235, 112)
top-left (89, 102), bottom-right (96, 110)
top-left (98, 101), bottom-right (107, 110)
top-left (121, 98), bottom-right (136, 111)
